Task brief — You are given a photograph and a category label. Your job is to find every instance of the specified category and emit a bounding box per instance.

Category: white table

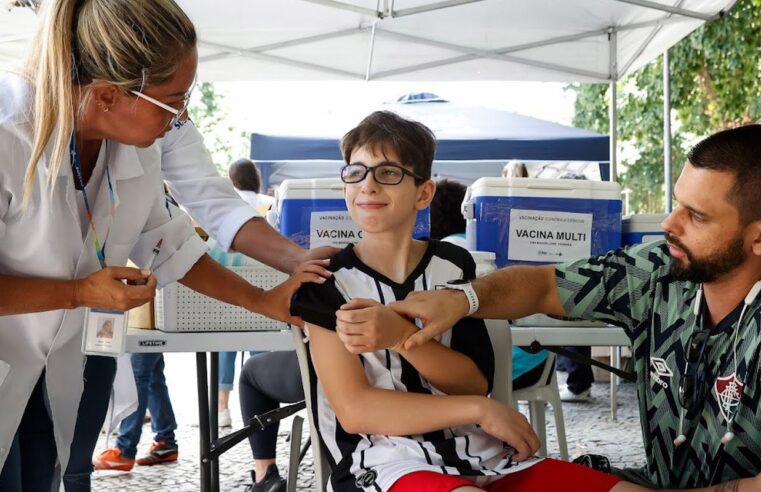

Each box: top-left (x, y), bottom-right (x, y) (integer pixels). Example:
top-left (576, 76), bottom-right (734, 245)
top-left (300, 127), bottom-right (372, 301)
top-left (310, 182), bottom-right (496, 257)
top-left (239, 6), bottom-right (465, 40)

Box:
top-left (511, 326), bottom-right (631, 420)
top-left (126, 328), bottom-right (292, 492)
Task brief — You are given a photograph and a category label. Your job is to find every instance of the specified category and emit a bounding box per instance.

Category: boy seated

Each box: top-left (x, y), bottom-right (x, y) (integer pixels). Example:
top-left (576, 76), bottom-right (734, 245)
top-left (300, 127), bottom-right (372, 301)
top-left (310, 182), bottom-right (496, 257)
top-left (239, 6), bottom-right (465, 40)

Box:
top-left (290, 111), bottom-right (637, 492)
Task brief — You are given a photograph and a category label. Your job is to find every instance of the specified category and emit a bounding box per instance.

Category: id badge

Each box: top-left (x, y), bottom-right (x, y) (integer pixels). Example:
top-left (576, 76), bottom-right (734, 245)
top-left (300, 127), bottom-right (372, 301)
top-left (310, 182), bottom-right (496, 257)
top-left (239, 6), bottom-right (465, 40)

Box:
top-left (82, 308), bottom-right (129, 357)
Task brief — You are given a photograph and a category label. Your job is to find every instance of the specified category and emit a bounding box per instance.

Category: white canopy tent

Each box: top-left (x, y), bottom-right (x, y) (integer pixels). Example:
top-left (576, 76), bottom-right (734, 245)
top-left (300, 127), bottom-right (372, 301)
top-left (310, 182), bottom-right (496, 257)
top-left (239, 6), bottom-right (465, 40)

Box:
top-left (0, 0), bottom-right (737, 189)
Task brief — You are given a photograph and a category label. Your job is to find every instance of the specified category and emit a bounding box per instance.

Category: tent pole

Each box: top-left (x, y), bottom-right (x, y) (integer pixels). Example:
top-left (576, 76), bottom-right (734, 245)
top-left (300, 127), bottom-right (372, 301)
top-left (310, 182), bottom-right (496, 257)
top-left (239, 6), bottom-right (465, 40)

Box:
top-left (608, 29), bottom-right (618, 183)
top-left (663, 49), bottom-right (673, 212)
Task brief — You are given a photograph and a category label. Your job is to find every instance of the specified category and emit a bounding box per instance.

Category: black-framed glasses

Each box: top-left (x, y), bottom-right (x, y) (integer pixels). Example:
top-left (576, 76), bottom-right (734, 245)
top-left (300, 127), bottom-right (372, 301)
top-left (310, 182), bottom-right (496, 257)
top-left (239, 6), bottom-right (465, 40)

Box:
top-left (678, 328), bottom-right (711, 415)
top-left (340, 162), bottom-right (425, 186)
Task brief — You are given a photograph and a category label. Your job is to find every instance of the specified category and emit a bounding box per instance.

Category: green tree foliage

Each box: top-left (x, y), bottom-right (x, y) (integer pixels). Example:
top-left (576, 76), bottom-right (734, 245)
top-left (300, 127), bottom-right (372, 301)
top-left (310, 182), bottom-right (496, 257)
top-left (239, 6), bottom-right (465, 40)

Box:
top-left (188, 82), bottom-right (249, 175)
top-left (570, 0), bottom-right (761, 213)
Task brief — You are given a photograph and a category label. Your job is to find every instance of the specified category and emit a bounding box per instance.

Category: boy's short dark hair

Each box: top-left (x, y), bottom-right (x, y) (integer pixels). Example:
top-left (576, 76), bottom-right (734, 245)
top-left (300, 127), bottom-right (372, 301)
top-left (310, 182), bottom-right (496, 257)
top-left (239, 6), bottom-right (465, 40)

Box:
top-left (340, 111), bottom-right (436, 184)
top-left (687, 124), bottom-right (761, 225)
top-left (228, 158), bottom-right (263, 193)
top-left (430, 179), bottom-right (467, 240)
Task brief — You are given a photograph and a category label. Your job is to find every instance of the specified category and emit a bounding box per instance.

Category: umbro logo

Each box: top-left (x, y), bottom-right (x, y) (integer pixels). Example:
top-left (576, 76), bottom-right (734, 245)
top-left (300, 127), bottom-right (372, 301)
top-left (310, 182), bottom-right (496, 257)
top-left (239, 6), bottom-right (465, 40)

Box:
top-left (355, 469), bottom-right (377, 488)
top-left (649, 357), bottom-right (673, 389)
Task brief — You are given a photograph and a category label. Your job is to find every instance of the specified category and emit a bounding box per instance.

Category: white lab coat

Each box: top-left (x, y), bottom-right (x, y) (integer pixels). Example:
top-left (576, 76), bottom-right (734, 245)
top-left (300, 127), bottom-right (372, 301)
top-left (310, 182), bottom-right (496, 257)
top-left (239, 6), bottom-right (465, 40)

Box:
top-left (0, 75), bottom-right (208, 473)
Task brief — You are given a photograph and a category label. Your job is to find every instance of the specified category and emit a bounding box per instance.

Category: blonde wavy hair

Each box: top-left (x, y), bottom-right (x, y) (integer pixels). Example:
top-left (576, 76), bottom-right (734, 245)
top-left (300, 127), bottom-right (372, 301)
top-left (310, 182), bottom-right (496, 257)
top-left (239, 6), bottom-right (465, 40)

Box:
top-left (22, 0), bottom-right (196, 206)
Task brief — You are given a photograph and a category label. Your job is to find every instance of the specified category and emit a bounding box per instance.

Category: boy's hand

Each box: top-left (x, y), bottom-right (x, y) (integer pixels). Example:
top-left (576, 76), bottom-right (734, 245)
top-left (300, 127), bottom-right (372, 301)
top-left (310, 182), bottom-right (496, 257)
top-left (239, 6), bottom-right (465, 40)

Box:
top-left (477, 398), bottom-right (540, 462)
top-left (336, 299), bottom-right (418, 354)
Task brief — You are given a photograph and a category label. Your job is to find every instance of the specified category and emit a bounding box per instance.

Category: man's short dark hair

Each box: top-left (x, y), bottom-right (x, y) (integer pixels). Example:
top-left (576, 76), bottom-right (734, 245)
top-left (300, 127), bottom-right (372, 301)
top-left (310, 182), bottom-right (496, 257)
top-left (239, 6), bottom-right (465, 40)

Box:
top-left (430, 179), bottom-right (467, 240)
top-left (687, 124), bottom-right (761, 225)
top-left (228, 158), bottom-right (263, 193)
top-left (340, 111), bottom-right (436, 184)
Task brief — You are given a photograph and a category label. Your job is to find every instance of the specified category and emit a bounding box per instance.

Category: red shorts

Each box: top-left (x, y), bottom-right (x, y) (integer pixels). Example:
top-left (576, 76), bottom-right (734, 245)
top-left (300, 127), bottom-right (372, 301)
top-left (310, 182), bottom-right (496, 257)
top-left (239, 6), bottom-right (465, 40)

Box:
top-left (388, 459), bottom-right (622, 492)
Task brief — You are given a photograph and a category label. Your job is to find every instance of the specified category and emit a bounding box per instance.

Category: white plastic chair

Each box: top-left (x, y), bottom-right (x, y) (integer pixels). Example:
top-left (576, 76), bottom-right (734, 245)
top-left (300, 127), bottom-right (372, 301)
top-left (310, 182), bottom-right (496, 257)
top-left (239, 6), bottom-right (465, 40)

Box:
top-left (510, 350), bottom-right (569, 460)
top-left (288, 327), bottom-right (330, 492)
top-left (486, 319), bottom-right (568, 460)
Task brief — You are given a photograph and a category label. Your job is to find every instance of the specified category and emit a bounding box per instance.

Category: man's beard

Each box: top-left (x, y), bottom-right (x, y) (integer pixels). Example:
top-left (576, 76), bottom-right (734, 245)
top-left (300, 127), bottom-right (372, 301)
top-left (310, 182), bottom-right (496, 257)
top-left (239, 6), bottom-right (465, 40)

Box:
top-left (666, 232), bottom-right (746, 283)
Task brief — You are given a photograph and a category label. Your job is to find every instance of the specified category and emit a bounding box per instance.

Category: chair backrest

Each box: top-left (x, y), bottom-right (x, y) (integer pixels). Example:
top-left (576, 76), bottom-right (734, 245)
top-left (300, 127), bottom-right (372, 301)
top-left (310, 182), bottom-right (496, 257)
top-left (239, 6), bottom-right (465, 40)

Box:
top-left (291, 327), bottom-right (331, 491)
top-left (484, 319), bottom-right (514, 408)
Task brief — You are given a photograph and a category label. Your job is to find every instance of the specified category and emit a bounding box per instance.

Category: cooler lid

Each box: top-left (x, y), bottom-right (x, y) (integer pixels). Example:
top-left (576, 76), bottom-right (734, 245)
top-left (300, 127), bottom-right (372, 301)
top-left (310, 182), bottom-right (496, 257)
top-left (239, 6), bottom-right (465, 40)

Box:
top-left (623, 213), bottom-right (668, 231)
top-left (467, 177), bottom-right (621, 200)
top-left (278, 178), bottom-right (344, 192)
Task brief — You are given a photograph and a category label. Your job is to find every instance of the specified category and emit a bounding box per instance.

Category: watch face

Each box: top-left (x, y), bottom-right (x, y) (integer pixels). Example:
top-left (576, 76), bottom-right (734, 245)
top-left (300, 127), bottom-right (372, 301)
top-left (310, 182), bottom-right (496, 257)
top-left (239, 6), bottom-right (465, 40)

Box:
top-left (447, 279), bottom-right (469, 286)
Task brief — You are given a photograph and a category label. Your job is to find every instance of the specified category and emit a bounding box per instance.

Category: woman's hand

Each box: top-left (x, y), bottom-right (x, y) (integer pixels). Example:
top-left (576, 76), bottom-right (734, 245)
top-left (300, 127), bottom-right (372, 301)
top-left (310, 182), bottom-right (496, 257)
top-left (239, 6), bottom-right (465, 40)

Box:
top-left (257, 259), bottom-right (331, 327)
top-left (335, 299), bottom-right (418, 354)
top-left (74, 267), bottom-right (157, 311)
top-left (477, 398), bottom-right (541, 463)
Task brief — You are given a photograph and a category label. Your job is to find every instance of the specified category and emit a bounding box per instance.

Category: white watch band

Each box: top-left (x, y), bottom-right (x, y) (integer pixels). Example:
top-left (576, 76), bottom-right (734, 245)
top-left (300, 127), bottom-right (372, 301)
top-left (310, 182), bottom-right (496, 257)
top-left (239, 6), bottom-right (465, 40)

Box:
top-left (446, 281), bottom-right (479, 316)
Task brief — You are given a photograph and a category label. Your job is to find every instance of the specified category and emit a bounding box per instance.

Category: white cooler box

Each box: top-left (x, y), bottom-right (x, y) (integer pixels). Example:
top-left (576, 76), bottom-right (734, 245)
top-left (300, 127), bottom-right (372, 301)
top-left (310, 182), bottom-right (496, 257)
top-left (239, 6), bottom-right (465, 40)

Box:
top-left (269, 178), bottom-right (430, 249)
top-left (154, 263), bottom-right (288, 332)
top-left (622, 213), bottom-right (667, 246)
top-left (462, 177), bottom-right (622, 327)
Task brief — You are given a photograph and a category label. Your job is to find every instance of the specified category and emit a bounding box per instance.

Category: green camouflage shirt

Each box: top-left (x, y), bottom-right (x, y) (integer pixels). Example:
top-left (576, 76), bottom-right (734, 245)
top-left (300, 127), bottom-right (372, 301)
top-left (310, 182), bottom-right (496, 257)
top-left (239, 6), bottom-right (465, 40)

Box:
top-left (555, 240), bottom-right (761, 488)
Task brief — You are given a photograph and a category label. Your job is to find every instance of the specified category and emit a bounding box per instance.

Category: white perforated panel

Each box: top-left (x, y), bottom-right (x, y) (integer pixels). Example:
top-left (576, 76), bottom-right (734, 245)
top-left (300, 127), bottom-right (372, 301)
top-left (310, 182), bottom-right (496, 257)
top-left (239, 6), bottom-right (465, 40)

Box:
top-left (155, 266), bottom-right (289, 332)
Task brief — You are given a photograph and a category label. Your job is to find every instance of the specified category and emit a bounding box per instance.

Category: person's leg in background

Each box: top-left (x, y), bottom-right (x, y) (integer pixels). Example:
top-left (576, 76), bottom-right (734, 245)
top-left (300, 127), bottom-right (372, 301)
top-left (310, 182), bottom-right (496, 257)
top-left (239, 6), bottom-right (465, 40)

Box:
top-left (135, 353), bottom-right (178, 466)
top-left (239, 351), bottom-right (304, 492)
top-left (219, 351), bottom-right (262, 428)
top-left (217, 351), bottom-right (237, 427)
top-left (93, 352), bottom-right (161, 471)
top-left (64, 356), bottom-right (117, 491)
top-left (0, 374), bottom-right (58, 491)
top-left (559, 346), bottom-right (594, 402)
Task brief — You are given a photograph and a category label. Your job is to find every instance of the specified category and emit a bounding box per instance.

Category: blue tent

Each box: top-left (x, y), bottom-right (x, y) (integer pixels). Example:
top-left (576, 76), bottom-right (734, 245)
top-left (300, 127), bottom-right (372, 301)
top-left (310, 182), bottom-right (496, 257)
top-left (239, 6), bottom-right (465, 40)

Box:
top-left (250, 93), bottom-right (610, 188)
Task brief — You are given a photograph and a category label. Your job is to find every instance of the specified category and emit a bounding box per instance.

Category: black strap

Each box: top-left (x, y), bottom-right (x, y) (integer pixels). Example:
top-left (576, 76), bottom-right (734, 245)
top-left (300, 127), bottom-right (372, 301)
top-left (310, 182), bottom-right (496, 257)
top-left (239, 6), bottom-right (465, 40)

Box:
top-left (207, 400), bottom-right (307, 460)
top-left (525, 341), bottom-right (637, 382)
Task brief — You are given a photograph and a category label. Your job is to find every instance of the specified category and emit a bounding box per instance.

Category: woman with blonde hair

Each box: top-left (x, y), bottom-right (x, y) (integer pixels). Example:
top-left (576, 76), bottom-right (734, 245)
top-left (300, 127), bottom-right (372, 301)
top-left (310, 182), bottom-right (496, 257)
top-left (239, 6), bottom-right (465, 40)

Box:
top-left (0, 1), bottom-right (329, 490)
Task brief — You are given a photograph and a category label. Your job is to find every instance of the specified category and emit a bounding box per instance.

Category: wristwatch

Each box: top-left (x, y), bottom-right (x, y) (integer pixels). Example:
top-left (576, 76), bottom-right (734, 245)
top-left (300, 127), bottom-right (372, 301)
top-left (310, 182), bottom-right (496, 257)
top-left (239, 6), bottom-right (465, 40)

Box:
top-left (445, 279), bottom-right (479, 316)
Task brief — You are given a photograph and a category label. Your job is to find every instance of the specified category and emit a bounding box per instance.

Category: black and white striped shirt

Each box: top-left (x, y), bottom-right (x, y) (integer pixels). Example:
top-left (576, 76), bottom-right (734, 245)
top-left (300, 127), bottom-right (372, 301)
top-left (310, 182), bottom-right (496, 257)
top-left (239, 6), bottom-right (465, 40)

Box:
top-left (292, 240), bottom-right (540, 492)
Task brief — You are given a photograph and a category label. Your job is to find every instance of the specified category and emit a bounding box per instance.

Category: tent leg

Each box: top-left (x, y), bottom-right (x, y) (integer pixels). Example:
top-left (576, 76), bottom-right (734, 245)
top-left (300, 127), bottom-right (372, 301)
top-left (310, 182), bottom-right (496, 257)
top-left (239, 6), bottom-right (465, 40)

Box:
top-left (663, 50), bottom-right (673, 213)
top-left (608, 29), bottom-right (618, 183)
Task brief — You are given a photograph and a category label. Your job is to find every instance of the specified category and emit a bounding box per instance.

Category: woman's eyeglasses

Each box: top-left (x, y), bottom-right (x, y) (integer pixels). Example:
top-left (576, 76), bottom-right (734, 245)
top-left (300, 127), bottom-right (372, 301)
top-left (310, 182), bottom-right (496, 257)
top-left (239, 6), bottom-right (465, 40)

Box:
top-left (340, 162), bottom-right (425, 186)
top-left (130, 80), bottom-right (196, 129)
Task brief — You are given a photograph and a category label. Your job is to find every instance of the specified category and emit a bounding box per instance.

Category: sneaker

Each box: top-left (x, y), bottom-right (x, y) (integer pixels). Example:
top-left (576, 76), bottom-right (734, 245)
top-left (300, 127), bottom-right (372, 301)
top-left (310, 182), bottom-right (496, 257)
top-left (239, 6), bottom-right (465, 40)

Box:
top-left (218, 408), bottom-right (232, 427)
top-left (93, 447), bottom-right (135, 471)
top-left (244, 464), bottom-right (287, 492)
top-left (135, 440), bottom-right (178, 466)
top-left (560, 386), bottom-right (591, 402)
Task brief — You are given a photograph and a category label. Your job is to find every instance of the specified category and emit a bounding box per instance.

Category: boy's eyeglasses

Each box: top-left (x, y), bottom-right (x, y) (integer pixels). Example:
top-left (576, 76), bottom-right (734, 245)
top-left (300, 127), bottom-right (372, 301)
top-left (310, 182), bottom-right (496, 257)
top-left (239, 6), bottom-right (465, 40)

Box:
top-left (341, 162), bottom-right (425, 186)
top-left (678, 328), bottom-right (711, 415)
top-left (130, 80), bottom-right (195, 129)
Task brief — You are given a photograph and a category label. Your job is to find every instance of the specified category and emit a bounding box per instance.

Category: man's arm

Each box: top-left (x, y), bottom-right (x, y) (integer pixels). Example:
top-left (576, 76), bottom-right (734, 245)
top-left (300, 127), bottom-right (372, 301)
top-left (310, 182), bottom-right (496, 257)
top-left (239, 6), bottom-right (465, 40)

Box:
top-left (386, 264), bottom-right (564, 349)
top-left (307, 322), bottom-right (539, 461)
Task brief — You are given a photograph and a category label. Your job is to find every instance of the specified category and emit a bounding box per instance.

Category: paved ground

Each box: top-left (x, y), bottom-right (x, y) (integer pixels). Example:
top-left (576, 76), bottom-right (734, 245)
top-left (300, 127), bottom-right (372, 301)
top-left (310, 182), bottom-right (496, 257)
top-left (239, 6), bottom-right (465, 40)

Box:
top-left (92, 353), bottom-right (645, 491)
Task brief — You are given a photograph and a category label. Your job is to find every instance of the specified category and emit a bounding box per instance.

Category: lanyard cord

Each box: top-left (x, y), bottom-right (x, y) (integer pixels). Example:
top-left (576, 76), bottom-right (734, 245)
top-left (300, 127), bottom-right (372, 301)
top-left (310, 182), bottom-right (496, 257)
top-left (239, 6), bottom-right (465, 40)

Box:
top-left (69, 135), bottom-right (115, 269)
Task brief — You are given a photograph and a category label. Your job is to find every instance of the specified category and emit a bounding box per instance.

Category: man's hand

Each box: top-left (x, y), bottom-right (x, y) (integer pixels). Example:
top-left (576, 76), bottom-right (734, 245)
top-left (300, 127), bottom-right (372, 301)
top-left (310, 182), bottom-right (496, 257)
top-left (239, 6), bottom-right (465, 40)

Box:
top-left (389, 289), bottom-right (470, 350)
top-left (336, 299), bottom-right (419, 353)
top-left (477, 398), bottom-right (540, 462)
top-left (256, 259), bottom-right (331, 327)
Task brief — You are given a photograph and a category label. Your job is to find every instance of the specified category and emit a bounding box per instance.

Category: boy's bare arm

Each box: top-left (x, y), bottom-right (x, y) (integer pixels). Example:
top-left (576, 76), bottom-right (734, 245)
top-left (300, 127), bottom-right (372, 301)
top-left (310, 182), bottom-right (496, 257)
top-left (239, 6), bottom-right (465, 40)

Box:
top-left (335, 299), bottom-right (487, 395)
top-left (307, 323), bottom-right (540, 461)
